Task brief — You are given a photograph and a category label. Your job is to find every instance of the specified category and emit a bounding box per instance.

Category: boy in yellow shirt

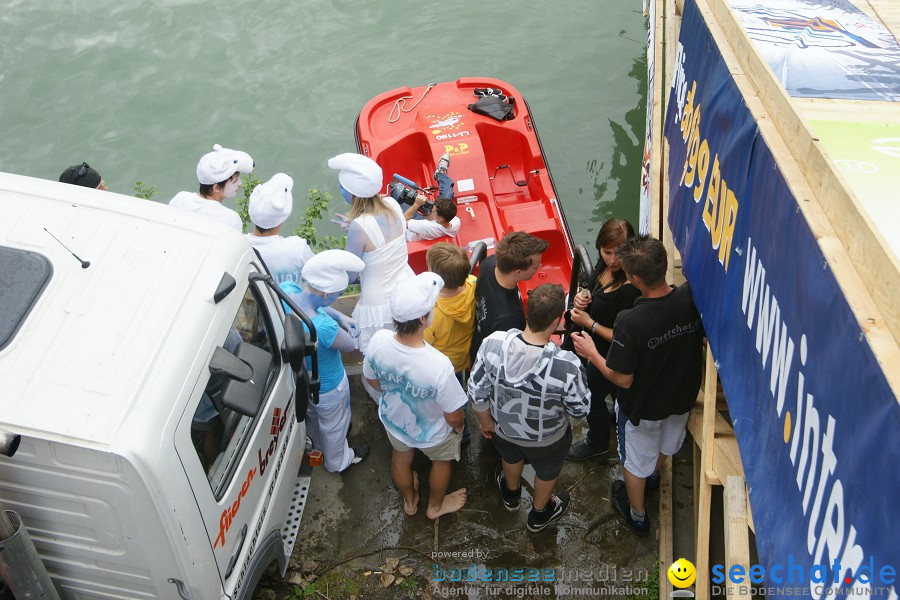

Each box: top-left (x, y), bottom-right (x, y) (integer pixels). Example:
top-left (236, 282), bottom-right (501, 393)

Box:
top-left (424, 243), bottom-right (477, 441)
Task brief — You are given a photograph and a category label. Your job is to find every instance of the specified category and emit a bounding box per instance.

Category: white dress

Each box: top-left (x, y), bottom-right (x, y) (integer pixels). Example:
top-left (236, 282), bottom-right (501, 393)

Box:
top-left (352, 202), bottom-right (414, 353)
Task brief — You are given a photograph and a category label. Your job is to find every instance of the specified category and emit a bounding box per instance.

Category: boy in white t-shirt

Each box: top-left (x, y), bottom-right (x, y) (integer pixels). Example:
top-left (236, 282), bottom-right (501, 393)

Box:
top-left (169, 144), bottom-right (254, 231)
top-left (363, 272), bottom-right (468, 520)
top-left (245, 173), bottom-right (315, 286)
top-left (405, 197), bottom-right (461, 242)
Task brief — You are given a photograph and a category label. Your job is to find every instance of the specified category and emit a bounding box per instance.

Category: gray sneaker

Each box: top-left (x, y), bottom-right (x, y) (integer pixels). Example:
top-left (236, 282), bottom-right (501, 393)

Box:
top-left (434, 153), bottom-right (450, 178)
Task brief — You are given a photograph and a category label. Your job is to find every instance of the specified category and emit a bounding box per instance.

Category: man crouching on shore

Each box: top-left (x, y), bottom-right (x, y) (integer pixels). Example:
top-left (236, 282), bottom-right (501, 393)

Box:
top-left (364, 272), bottom-right (468, 519)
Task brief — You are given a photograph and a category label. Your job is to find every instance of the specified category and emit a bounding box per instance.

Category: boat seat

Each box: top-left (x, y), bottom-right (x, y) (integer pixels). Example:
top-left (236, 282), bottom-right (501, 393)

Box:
top-left (509, 217), bottom-right (559, 237)
top-left (407, 237), bottom-right (453, 273)
top-left (493, 191), bottom-right (529, 207)
top-left (500, 204), bottom-right (550, 231)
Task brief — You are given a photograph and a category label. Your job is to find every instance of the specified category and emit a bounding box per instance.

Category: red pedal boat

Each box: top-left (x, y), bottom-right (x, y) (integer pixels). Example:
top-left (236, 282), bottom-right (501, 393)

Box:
top-left (355, 77), bottom-right (577, 302)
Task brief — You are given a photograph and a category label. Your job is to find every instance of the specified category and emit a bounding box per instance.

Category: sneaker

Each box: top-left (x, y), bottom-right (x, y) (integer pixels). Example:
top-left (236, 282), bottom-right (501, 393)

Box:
top-left (567, 439), bottom-right (617, 464)
top-left (350, 444), bottom-right (369, 466)
top-left (526, 492), bottom-right (570, 532)
top-left (496, 471), bottom-right (521, 511)
top-left (434, 153), bottom-right (450, 179)
top-left (611, 480), bottom-right (650, 536)
top-left (646, 472), bottom-right (660, 493)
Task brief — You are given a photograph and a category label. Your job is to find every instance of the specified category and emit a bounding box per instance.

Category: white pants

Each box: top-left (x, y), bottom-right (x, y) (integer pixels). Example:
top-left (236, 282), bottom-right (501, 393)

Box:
top-left (616, 401), bottom-right (689, 478)
top-left (307, 374), bottom-right (354, 472)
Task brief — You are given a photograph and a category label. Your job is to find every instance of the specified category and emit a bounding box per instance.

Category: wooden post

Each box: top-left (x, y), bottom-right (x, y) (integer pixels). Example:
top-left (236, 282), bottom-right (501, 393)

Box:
top-left (659, 457), bottom-right (674, 600)
top-left (723, 477), bottom-right (751, 600)
top-left (694, 346), bottom-right (718, 600)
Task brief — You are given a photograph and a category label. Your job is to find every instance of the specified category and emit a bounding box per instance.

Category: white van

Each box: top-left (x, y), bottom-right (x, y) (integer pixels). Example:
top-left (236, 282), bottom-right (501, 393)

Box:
top-left (0, 173), bottom-right (317, 599)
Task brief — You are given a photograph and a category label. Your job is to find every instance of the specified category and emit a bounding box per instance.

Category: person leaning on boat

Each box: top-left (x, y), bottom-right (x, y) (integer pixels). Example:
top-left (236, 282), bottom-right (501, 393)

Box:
top-left (328, 152), bottom-right (413, 355)
top-left (566, 218), bottom-right (640, 463)
top-left (470, 231), bottom-right (549, 366)
top-left (572, 235), bottom-right (704, 537)
top-left (169, 144), bottom-right (254, 231)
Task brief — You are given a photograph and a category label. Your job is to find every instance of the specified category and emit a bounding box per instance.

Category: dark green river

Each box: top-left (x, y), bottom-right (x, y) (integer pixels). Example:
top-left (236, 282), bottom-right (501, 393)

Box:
top-left (2, 0), bottom-right (646, 245)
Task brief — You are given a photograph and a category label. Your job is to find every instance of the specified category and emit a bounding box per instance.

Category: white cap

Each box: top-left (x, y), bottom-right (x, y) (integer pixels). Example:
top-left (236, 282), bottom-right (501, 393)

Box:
top-left (327, 153), bottom-right (382, 198)
top-left (302, 250), bottom-right (366, 294)
top-left (249, 173), bottom-right (293, 229)
top-left (390, 272), bottom-right (444, 322)
top-left (196, 144), bottom-right (254, 184)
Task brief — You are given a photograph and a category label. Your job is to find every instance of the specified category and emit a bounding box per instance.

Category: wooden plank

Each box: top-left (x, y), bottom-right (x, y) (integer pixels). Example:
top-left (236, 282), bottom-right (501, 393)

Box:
top-left (649, 0), bottom-right (666, 241)
top-left (662, 0), bottom-right (680, 281)
top-left (862, 0), bottom-right (900, 39)
top-left (694, 346), bottom-right (718, 600)
top-left (656, 5), bottom-right (675, 597)
top-left (701, 347), bottom-right (717, 479)
top-left (695, 471), bottom-right (713, 600)
top-left (793, 98), bottom-right (900, 123)
top-left (693, 442), bottom-right (701, 525)
top-left (723, 477), bottom-right (752, 600)
top-left (698, 0), bottom-right (900, 392)
top-left (848, 0), bottom-right (879, 20)
top-left (659, 457), bottom-right (674, 600)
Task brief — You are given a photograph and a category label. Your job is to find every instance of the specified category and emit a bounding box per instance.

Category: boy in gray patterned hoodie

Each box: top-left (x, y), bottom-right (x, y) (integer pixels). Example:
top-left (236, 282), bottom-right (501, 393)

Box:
top-left (468, 284), bottom-right (590, 532)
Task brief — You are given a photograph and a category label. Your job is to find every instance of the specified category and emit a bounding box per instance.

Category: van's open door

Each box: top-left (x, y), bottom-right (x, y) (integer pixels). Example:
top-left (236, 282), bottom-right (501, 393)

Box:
top-left (175, 272), bottom-right (306, 595)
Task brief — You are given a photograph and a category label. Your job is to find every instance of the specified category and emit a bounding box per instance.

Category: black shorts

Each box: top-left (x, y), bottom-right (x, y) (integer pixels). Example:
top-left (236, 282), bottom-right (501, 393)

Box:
top-left (491, 426), bottom-right (572, 481)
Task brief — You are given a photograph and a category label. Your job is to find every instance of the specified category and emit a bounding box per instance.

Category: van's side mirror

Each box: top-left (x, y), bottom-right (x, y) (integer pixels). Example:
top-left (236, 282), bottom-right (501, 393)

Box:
top-left (213, 343), bottom-right (274, 417)
top-left (284, 314), bottom-right (311, 422)
top-left (283, 314), bottom-right (306, 372)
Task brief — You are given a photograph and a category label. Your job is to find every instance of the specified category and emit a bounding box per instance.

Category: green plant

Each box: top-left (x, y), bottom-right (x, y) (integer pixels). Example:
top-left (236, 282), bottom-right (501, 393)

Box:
top-left (292, 188), bottom-right (345, 251)
top-left (300, 572), bottom-right (359, 599)
top-left (133, 181), bottom-right (158, 200)
top-left (627, 565), bottom-right (659, 600)
top-left (239, 173), bottom-right (263, 231)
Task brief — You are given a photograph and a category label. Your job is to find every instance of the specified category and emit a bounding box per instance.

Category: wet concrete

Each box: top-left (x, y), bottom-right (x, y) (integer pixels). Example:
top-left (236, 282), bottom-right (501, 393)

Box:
top-left (254, 376), bottom-right (668, 600)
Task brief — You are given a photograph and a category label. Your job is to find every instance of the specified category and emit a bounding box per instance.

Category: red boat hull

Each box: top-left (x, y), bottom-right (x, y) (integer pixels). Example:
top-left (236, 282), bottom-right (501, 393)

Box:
top-left (355, 77), bottom-right (575, 302)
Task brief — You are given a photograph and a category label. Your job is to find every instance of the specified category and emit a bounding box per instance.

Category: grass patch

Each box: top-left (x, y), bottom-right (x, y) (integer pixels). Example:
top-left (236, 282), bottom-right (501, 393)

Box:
top-left (628, 565), bottom-right (660, 600)
top-left (297, 572), bottom-right (359, 599)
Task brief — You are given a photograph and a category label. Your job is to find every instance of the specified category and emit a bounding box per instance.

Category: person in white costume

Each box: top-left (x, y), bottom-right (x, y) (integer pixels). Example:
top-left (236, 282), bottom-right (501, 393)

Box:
top-left (280, 250), bottom-right (368, 472)
top-left (245, 173), bottom-right (314, 285)
top-left (328, 153), bottom-right (413, 355)
top-left (170, 144), bottom-right (254, 231)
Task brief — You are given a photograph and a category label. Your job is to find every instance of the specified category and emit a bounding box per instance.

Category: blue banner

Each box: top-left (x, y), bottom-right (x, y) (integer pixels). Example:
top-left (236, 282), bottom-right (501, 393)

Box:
top-left (665, 2), bottom-right (900, 599)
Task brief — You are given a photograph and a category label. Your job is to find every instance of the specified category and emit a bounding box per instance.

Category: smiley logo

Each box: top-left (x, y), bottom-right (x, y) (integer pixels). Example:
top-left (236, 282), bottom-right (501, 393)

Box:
top-left (668, 558), bottom-right (697, 588)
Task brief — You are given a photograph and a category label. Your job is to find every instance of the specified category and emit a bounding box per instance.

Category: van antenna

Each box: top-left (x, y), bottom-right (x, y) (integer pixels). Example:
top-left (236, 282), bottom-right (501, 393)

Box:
top-left (43, 228), bottom-right (90, 269)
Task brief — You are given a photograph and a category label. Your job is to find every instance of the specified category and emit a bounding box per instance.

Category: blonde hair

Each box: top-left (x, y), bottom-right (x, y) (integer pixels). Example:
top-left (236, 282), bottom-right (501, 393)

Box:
top-left (346, 193), bottom-right (399, 223)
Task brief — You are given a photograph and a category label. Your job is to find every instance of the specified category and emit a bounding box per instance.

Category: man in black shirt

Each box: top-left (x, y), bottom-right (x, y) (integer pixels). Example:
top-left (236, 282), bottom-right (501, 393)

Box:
top-left (470, 231), bottom-right (549, 365)
top-left (572, 235), bottom-right (703, 536)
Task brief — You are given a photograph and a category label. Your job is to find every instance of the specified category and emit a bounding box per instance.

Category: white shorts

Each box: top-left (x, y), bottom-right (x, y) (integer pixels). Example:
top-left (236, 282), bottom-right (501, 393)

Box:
top-left (616, 402), bottom-right (689, 478)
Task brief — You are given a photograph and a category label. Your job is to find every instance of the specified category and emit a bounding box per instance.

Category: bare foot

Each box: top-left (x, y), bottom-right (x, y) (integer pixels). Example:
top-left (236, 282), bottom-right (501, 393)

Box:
top-left (403, 472), bottom-right (420, 516)
top-left (426, 488), bottom-right (467, 520)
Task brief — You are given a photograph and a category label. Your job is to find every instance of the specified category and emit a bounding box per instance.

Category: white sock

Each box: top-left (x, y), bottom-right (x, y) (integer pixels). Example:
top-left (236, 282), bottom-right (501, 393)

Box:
top-left (630, 506), bottom-right (645, 522)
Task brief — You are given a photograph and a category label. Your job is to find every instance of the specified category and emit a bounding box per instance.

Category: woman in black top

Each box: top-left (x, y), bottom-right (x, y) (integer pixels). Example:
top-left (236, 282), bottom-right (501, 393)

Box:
top-left (567, 218), bottom-right (640, 462)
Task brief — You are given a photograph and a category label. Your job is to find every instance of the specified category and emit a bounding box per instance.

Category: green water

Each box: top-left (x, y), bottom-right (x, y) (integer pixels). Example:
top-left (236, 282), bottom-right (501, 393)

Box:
top-left (2, 0), bottom-right (647, 249)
